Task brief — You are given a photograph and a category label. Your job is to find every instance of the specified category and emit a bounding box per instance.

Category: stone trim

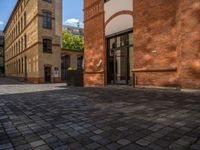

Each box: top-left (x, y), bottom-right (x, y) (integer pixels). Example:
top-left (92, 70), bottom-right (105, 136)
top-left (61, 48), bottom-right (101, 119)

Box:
top-left (84, 71), bottom-right (104, 74)
top-left (5, 42), bottom-right (60, 63)
top-left (132, 67), bottom-right (177, 73)
top-left (5, 13), bottom-right (55, 51)
top-left (105, 10), bottom-right (133, 27)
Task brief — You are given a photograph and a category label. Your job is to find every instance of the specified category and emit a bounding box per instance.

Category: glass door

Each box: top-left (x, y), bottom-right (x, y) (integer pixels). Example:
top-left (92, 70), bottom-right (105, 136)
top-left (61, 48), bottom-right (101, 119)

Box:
top-left (114, 47), bottom-right (128, 84)
top-left (107, 31), bottom-right (133, 85)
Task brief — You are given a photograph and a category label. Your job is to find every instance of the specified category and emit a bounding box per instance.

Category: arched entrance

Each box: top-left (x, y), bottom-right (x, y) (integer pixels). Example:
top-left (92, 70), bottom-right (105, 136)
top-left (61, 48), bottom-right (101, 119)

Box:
top-left (105, 10), bottom-right (133, 85)
top-left (83, 0), bottom-right (134, 87)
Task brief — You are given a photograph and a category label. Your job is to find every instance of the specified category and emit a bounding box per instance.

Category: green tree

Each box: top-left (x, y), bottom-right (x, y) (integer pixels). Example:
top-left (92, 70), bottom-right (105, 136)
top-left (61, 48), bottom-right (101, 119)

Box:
top-left (62, 31), bottom-right (84, 51)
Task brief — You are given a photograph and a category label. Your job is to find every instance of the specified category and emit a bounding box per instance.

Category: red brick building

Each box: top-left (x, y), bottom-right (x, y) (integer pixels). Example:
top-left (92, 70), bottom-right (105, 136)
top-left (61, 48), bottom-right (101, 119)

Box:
top-left (84, 0), bottom-right (200, 89)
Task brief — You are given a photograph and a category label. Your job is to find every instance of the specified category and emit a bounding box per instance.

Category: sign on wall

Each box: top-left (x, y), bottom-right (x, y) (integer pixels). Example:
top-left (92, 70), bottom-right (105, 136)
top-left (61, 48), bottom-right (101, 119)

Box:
top-left (54, 67), bottom-right (59, 77)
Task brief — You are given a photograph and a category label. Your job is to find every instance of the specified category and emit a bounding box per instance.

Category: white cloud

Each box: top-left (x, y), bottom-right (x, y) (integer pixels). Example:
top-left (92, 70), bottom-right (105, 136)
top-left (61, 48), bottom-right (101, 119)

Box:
top-left (64, 18), bottom-right (84, 27)
top-left (0, 21), bottom-right (4, 25)
top-left (65, 18), bottom-right (79, 24)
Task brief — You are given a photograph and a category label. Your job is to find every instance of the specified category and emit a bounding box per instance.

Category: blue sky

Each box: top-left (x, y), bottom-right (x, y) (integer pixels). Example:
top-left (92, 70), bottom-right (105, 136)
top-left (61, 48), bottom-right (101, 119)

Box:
top-left (0, 0), bottom-right (84, 30)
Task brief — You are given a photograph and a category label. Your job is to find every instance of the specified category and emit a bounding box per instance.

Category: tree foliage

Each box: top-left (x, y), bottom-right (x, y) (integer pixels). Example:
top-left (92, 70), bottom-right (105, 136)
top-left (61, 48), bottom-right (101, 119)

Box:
top-left (62, 31), bottom-right (84, 51)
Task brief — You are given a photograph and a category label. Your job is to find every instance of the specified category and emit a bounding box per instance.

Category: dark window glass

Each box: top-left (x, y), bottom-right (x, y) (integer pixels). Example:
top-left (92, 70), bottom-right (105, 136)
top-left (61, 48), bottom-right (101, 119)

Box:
top-left (43, 0), bottom-right (52, 3)
top-left (77, 56), bottom-right (83, 70)
top-left (24, 35), bottom-right (27, 49)
top-left (43, 12), bottom-right (52, 29)
top-left (24, 12), bottom-right (26, 27)
top-left (43, 39), bottom-right (52, 53)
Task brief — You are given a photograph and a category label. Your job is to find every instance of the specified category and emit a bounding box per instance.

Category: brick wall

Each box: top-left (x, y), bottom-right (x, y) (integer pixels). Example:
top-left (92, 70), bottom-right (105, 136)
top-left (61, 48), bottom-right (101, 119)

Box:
top-left (84, 0), bottom-right (106, 86)
top-left (133, 0), bottom-right (200, 89)
top-left (177, 0), bottom-right (200, 89)
top-left (133, 0), bottom-right (179, 87)
top-left (84, 0), bottom-right (200, 89)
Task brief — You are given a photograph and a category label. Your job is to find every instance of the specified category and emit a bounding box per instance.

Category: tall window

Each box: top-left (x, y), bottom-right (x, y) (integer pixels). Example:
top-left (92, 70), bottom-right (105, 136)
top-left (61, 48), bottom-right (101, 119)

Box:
top-left (24, 12), bottom-right (26, 27)
top-left (43, 11), bottom-right (52, 29)
top-left (21, 17), bottom-right (23, 30)
top-left (24, 35), bottom-right (27, 49)
top-left (43, 39), bottom-right (52, 53)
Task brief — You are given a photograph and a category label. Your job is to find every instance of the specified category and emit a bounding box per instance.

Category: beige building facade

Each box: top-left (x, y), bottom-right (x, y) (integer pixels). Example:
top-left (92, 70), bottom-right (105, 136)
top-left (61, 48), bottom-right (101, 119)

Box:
top-left (4, 0), bottom-right (62, 83)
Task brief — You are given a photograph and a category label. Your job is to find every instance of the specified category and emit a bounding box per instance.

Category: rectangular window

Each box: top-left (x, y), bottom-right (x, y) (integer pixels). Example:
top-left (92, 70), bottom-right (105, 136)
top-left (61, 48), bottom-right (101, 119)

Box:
top-left (24, 12), bottom-right (26, 27)
top-left (43, 39), bottom-right (52, 53)
top-left (24, 35), bottom-right (27, 49)
top-left (43, 12), bottom-right (52, 29)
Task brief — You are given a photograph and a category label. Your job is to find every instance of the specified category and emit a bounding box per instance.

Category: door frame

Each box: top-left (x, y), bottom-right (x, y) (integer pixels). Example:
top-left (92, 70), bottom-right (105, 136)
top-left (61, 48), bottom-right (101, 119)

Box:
top-left (44, 65), bottom-right (52, 83)
top-left (106, 30), bottom-right (133, 85)
top-left (61, 55), bottom-right (70, 81)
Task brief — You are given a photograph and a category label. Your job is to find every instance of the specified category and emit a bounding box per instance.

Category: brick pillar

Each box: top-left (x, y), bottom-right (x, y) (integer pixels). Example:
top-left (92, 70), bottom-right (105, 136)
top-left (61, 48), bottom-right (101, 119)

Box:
top-left (84, 0), bottom-right (106, 87)
top-left (177, 0), bottom-right (200, 89)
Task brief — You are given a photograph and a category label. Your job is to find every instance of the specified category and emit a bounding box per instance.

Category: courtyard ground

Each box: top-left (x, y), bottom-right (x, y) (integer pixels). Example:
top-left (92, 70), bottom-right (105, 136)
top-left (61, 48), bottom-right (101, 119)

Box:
top-left (0, 77), bottom-right (200, 150)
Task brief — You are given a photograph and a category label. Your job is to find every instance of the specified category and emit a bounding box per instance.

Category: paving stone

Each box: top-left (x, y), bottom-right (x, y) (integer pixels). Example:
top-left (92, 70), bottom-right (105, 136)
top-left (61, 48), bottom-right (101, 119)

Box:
top-left (120, 144), bottom-right (144, 150)
top-left (15, 144), bottom-right (32, 150)
top-left (136, 139), bottom-right (151, 146)
top-left (106, 143), bottom-right (121, 150)
top-left (190, 144), bottom-right (200, 150)
top-left (117, 139), bottom-right (131, 146)
top-left (116, 127), bottom-right (128, 131)
top-left (0, 143), bottom-right (13, 150)
top-left (87, 142), bottom-right (101, 149)
top-left (94, 129), bottom-right (104, 134)
top-left (169, 143), bottom-right (187, 150)
top-left (30, 140), bottom-right (45, 148)
top-left (90, 135), bottom-right (103, 141)
top-left (175, 136), bottom-right (196, 146)
top-left (40, 134), bottom-right (52, 139)
top-left (97, 138), bottom-right (111, 145)
top-left (1, 77), bottom-right (200, 149)
top-left (68, 142), bottom-right (82, 149)
top-left (155, 139), bottom-right (171, 147)
top-left (147, 143), bottom-right (163, 150)
top-left (54, 145), bottom-right (69, 150)
top-left (34, 144), bottom-right (50, 150)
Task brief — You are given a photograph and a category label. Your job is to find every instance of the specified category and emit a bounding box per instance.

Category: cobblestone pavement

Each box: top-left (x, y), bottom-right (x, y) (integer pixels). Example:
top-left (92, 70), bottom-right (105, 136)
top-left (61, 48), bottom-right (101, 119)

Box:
top-left (0, 78), bottom-right (66, 95)
top-left (0, 78), bottom-right (200, 150)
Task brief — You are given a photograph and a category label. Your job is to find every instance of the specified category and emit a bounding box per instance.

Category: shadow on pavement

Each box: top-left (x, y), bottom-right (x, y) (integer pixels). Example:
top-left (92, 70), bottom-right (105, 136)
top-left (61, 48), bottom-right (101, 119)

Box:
top-left (0, 87), bottom-right (200, 149)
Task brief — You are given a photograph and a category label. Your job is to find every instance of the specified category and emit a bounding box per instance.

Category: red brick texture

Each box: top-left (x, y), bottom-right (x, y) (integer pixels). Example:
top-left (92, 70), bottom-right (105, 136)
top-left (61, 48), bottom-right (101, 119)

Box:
top-left (133, 0), bottom-right (180, 87)
top-left (177, 0), bottom-right (200, 89)
top-left (84, 0), bottom-right (106, 87)
top-left (84, 0), bottom-right (200, 89)
top-left (133, 0), bottom-right (200, 89)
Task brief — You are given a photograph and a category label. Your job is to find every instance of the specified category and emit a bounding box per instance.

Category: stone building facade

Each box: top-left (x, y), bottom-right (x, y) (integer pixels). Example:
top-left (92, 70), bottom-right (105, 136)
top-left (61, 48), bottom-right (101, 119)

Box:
top-left (84, 0), bottom-right (200, 89)
top-left (4, 0), bottom-right (62, 83)
top-left (0, 31), bottom-right (4, 75)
